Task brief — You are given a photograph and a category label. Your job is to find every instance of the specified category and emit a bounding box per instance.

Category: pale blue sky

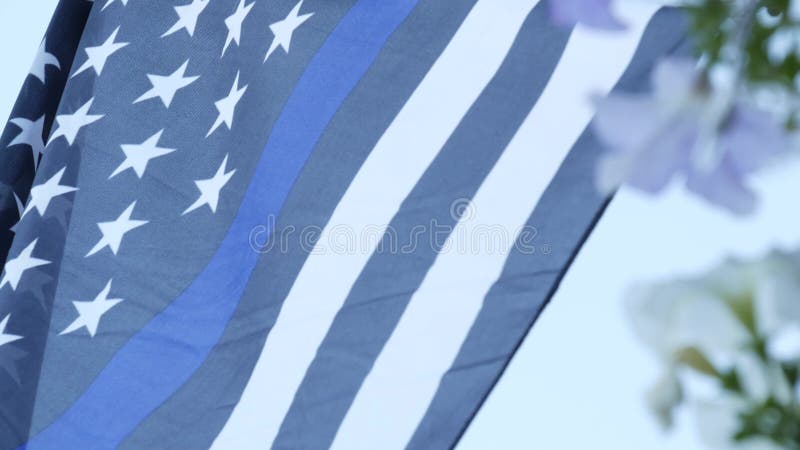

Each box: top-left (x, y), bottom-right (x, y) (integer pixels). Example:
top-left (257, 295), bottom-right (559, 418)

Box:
top-left (1, 2), bottom-right (798, 449)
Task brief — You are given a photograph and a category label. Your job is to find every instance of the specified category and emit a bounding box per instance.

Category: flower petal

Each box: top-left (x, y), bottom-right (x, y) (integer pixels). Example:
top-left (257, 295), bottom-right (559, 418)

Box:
top-left (593, 97), bottom-right (696, 193)
top-left (645, 369), bottom-right (683, 429)
top-left (753, 252), bottom-right (800, 336)
top-left (735, 352), bottom-right (771, 402)
top-left (766, 27), bottom-right (796, 64)
top-left (694, 395), bottom-right (747, 449)
top-left (625, 281), bottom-right (751, 360)
top-left (651, 58), bottom-right (699, 103)
top-left (686, 161), bottom-right (758, 216)
top-left (767, 324), bottom-right (800, 361)
top-left (722, 106), bottom-right (789, 175)
top-left (592, 94), bottom-right (660, 151)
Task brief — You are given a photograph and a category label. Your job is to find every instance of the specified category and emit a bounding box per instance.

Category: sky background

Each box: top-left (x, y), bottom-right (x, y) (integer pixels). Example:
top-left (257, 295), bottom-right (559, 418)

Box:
top-left (2, 2), bottom-right (799, 449)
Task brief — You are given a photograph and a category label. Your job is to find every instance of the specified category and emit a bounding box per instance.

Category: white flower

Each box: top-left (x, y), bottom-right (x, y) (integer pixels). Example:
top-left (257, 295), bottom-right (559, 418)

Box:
top-left (626, 279), bottom-right (748, 427)
top-left (628, 249), bottom-right (800, 443)
top-left (628, 250), bottom-right (800, 366)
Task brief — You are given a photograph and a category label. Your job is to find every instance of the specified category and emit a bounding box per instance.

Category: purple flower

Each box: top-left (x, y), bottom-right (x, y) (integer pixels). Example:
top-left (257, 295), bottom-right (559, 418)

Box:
top-left (593, 58), bottom-right (789, 216)
top-left (548, 0), bottom-right (626, 30)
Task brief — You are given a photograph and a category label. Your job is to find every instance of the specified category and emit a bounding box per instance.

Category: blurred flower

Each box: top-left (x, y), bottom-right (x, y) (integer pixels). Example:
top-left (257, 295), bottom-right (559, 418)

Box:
top-left (626, 277), bottom-right (748, 427)
top-left (547, 0), bottom-right (626, 30)
top-left (628, 249), bottom-right (800, 364)
top-left (593, 58), bottom-right (790, 216)
top-left (627, 249), bottom-right (800, 446)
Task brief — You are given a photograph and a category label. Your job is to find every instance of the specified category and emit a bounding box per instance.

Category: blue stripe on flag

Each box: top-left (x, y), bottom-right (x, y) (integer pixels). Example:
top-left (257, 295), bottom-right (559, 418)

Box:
top-left (23, 0), bottom-right (417, 447)
top-left (123, 1), bottom-right (476, 447)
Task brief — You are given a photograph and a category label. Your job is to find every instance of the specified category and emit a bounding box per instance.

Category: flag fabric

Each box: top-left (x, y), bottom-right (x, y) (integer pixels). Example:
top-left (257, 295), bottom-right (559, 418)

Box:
top-left (0, 0), bottom-right (687, 448)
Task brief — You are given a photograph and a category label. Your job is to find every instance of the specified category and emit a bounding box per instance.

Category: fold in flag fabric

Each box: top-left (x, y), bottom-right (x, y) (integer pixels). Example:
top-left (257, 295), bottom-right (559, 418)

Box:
top-left (0, 1), bottom-right (687, 448)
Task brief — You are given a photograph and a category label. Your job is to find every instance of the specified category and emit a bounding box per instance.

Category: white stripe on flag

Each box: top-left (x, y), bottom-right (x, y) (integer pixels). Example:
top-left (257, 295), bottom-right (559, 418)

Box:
top-left (329, 4), bottom-right (660, 449)
top-left (211, 1), bottom-right (541, 448)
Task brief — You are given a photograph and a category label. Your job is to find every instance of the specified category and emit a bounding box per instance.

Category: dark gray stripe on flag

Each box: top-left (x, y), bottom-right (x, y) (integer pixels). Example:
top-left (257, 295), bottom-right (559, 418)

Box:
top-left (408, 9), bottom-right (690, 449)
top-left (271, 5), bottom-right (571, 450)
top-left (121, 1), bottom-right (479, 448)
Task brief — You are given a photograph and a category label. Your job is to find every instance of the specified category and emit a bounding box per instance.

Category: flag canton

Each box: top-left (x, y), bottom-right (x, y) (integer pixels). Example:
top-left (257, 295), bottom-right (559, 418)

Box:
top-left (0, 0), bottom-right (326, 439)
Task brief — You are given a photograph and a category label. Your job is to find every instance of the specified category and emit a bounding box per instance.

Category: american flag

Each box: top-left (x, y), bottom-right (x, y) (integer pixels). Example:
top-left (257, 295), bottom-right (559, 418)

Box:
top-left (0, 0), bottom-right (687, 448)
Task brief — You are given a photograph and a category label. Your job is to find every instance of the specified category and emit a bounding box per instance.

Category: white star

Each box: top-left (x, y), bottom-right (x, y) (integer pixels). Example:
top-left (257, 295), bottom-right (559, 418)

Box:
top-left (60, 280), bottom-right (123, 337)
top-left (265, 0), bottom-right (313, 62)
top-left (162, 0), bottom-right (210, 38)
top-left (222, 0), bottom-right (254, 57)
top-left (86, 201), bottom-right (148, 257)
top-left (8, 192), bottom-right (24, 234)
top-left (102, 0), bottom-right (128, 11)
top-left (0, 316), bottom-right (24, 382)
top-left (207, 71), bottom-right (247, 137)
top-left (8, 115), bottom-right (46, 170)
top-left (13, 193), bottom-right (24, 218)
top-left (49, 98), bottom-right (104, 146)
top-left (109, 130), bottom-right (176, 179)
top-left (183, 154), bottom-right (236, 215)
top-left (29, 39), bottom-right (60, 84)
top-left (134, 60), bottom-right (199, 108)
top-left (1, 239), bottom-right (51, 291)
top-left (0, 315), bottom-right (22, 348)
top-left (72, 27), bottom-right (128, 78)
top-left (21, 167), bottom-right (78, 219)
